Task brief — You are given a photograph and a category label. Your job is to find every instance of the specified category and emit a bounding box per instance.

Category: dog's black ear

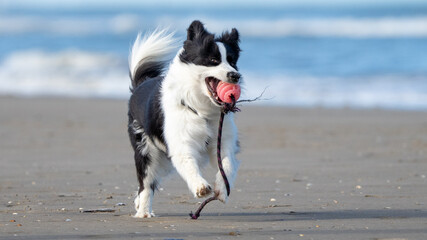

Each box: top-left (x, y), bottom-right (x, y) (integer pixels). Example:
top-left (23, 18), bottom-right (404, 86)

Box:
top-left (229, 28), bottom-right (240, 43)
top-left (187, 20), bottom-right (207, 41)
top-left (219, 28), bottom-right (240, 45)
top-left (218, 28), bottom-right (241, 57)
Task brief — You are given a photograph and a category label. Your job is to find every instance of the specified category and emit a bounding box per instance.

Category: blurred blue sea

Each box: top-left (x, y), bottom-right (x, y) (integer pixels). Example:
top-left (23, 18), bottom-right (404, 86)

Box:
top-left (1, 0), bottom-right (427, 109)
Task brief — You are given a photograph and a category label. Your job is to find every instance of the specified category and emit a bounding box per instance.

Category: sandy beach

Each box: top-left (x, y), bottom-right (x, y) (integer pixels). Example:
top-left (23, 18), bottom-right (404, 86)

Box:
top-left (1, 97), bottom-right (426, 239)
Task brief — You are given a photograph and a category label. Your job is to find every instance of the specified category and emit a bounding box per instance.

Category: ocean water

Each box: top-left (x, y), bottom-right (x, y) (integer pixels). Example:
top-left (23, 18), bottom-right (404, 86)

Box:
top-left (1, 1), bottom-right (427, 110)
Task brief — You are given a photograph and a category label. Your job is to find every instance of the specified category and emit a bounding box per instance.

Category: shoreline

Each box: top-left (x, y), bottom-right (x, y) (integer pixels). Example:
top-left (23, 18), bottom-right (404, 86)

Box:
top-left (3, 94), bottom-right (427, 113)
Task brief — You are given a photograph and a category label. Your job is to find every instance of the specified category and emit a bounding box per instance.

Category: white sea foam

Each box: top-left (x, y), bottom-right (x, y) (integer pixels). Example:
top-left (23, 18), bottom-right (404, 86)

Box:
top-left (2, 14), bottom-right (427, 38)
top-left (241, 72), bottom-right (427, 110)
top-left (0, 50), bottom-right (130, 98)
top-left (1, 50), bottom-right (427, 110)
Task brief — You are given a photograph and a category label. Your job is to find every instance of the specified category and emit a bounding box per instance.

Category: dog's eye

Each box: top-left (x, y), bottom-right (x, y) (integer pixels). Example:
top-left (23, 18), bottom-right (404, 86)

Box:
top-left (227, 56), bottom-right (236, 66)
top-left (209, 58), bottom-right (220, 64)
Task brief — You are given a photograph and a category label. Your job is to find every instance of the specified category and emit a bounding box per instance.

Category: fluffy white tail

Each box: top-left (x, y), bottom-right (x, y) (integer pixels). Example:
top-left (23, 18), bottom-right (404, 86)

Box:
top-left (129, 29), bottom-right (178, 88)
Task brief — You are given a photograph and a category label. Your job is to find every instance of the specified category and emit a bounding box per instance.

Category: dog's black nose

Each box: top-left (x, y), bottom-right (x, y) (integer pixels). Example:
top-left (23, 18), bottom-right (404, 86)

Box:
top-left (227, 72), bottom-right (241, 83)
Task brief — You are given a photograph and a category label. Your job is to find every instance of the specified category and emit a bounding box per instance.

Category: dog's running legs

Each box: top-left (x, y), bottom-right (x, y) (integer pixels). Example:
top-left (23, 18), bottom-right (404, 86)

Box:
top-left (171, 154), bottom-right (212, 198)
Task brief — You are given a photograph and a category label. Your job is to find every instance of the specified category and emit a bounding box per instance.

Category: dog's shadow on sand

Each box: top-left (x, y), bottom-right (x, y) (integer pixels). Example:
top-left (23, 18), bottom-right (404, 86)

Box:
top-left (163, 208), bottom-right (427, 222)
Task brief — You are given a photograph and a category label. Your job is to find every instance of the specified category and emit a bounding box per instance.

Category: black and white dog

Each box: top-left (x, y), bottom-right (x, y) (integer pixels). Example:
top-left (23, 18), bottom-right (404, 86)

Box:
top-left (127, 20), bottom-right (241, 218)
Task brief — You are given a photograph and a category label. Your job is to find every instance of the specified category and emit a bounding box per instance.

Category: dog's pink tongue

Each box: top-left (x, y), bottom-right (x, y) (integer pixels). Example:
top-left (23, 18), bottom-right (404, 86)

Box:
top-left (217, 81), bottom-right (241, 103)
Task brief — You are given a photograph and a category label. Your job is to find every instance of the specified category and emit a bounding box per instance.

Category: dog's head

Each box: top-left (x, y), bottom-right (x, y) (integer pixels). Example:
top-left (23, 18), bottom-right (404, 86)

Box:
top-left (179, 20), bottom-right (241, 106)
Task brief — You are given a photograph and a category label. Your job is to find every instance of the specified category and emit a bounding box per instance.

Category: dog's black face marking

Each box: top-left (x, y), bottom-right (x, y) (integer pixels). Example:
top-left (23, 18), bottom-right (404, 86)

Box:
top-left (180, 20), bottom-right (240, 69)
top-left (180, 21), bottom-right (221, 67)
top-left (217, 28), bottom-right (241, 70)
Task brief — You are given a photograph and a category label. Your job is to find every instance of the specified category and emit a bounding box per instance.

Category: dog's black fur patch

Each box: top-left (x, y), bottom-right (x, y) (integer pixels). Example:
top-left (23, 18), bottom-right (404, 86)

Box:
top-left (128, 77), bottom-right (165, 194)
top-left (179, 21), bottom-right (221, 67)
top-left (179, 20), bottom-right (241, 69)
top-left (216, 29), bottom-right (241, 70)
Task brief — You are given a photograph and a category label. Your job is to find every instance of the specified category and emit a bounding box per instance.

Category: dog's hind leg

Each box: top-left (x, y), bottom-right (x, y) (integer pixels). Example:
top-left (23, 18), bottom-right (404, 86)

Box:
top-left (128, 119), bottom-right (155, 218)
top-left (133, 150), bottom-right (156, 218)
top-left (134, 146), bottom-right (172, 218)
top-left (131, 124), bottom-right (173, 217)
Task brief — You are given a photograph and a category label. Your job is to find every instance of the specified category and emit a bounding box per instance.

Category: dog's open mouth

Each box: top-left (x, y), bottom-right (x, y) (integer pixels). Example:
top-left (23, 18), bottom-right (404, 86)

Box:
top-left (205, 77), bottom-right (224, 105)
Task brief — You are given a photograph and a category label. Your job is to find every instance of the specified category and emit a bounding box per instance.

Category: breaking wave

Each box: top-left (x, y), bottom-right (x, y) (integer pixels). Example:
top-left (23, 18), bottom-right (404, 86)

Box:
top-left (242, 73), bottom-right (427, 110)
top-left (1, 49), bottom-right (427, 110)
top-left (0, 50), bottom-right (130, 98)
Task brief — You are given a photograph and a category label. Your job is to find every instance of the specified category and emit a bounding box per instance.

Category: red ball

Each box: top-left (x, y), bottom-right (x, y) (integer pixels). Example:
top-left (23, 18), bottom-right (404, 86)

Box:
top-left (217, 81), bottom-right (241, 103)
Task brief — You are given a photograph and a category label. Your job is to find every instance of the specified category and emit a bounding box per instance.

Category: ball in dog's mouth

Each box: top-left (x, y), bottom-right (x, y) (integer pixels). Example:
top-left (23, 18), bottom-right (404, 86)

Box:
top-left (205, 77), bottom-right (241, 105)
top-left (217, 81), bottom-right (241, 103)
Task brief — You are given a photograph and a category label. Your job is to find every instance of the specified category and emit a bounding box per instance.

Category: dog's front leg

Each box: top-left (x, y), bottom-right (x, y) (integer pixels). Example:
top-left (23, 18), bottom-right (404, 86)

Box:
top-left (214, 151), bottom-right (240, 203)
top-left (164, 109), bottom-right (213, 199)
top-left (171, 152), bottom-right (212, 198)
top-left (213, 115), bottom-right (240, 203)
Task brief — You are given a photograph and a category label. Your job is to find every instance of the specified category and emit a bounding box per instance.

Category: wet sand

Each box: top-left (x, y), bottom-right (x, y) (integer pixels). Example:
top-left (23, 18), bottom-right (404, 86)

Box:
top-left (1, 97), bottom-right (427, 239)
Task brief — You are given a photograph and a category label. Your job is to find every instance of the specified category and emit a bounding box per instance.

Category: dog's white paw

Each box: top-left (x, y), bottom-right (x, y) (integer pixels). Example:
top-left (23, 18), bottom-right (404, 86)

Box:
top-left (134, 191), bottom-right (154, 218)
top-left (196, 183), bottom-right (212, 198)
top-left (214, 177), bottom-right (229, 203)
top-left (215, 189), bottom-right (228, 203)
top-left (134, 193), bottom-right (140, 211)
top-left (133, 211), bottom-right (155, 218)
top-left (192, 180), bottom-right (212, 198)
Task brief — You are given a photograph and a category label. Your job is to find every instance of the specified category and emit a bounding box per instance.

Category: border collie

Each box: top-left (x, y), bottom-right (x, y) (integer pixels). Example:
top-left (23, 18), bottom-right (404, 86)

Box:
top-left (127, 20), bottom-right (241, 218)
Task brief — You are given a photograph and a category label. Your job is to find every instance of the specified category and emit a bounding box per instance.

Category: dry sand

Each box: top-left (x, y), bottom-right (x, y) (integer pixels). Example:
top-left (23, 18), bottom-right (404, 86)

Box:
top-left (1, 97), bottom-right (426, 239)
